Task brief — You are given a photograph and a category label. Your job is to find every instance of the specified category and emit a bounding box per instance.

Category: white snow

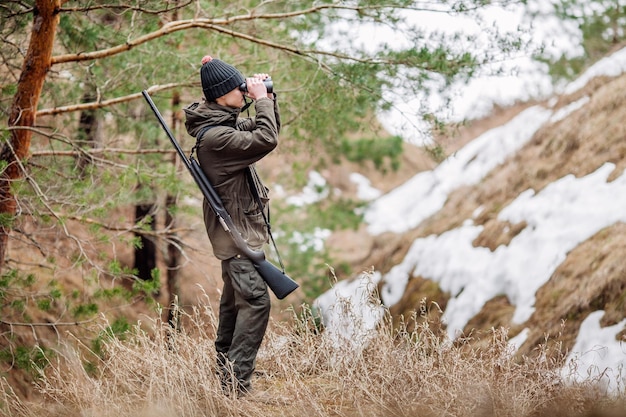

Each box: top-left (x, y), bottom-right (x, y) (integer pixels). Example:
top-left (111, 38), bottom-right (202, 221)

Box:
top-left (350, 172), bottom-right (382, 201)
top-left (563, 47), bottom-right (626, 94)
top-left (377, 162), bottom-right (626, 338)
top-left (314, 271), bottom-right (384, 351)
top-left (364, 105), bottom-right (553, 235)
top-left (286, 171), bottom-right (329, 207)
top-left (289, 228), bottom-right (332, 252)
top-left (563, 311), bottom-right (626, 392)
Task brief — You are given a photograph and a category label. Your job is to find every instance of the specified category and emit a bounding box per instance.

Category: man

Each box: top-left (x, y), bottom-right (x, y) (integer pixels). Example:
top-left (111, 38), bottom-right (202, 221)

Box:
top-left (184, 55), bottom-right (280, 396)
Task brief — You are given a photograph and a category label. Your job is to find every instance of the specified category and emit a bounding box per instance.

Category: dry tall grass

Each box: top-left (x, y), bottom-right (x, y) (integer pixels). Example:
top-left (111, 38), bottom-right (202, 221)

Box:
top-left (1, 289), bottom-right (624, 417)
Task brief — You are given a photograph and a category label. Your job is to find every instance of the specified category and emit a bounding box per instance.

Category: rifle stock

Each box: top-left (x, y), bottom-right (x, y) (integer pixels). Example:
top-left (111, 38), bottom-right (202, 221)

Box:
top-left (142, 90), bottom-right (299, 299)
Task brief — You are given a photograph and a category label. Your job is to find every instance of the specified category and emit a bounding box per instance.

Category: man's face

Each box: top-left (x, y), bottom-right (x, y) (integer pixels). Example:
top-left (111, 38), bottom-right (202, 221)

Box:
top-left (216, 87), bottom-right (245, 109)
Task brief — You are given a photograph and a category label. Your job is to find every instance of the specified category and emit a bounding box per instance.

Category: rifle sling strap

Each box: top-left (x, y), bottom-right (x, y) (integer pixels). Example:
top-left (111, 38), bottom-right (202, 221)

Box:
top-left (246, 167), bottom-right (285, 272)
top-left (245, 168), bottom-right (270, 225)
top-left (191, 124), bottom-right (216, 157)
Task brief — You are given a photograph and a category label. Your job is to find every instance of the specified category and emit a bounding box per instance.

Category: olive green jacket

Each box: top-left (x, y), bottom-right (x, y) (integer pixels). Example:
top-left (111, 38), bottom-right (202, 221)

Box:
top-left (184, 97), bottom-right (281, 260)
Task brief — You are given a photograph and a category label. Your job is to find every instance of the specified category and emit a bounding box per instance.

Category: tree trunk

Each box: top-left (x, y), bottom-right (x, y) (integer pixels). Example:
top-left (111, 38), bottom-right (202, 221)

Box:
top-left (166, 91), bottom-right (182, 329)
top-left (0, 0), bottom-right (60, 272)
top-left (133, 200), bottom-right (157, 281)
top-left (76, 85), bottom-right (101, 176)
top-left (165, 193), bottom-right (181, 328)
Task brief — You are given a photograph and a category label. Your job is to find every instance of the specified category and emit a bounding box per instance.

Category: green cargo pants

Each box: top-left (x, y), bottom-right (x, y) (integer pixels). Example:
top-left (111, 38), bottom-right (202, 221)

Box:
top-left (215, 256), bottom-right (271, 394)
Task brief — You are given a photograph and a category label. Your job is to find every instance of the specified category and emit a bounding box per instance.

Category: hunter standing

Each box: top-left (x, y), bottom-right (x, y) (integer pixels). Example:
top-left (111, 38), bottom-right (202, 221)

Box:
top-left (184, 55), bottom-right (280, 396)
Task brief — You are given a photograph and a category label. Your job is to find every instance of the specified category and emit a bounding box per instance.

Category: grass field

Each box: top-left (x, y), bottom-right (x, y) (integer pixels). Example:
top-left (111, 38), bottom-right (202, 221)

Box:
top-left (2, 291), bottom-right (624, 417)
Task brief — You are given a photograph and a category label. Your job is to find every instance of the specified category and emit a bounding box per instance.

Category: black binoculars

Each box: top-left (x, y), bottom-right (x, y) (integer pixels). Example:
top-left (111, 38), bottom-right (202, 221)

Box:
top-left (239, 78), bottom-right (273, 94)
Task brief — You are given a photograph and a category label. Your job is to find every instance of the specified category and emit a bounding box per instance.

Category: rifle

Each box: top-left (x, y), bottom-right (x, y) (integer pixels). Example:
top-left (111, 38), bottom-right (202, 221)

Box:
top-left (142, 90), bottom-right (299, 299)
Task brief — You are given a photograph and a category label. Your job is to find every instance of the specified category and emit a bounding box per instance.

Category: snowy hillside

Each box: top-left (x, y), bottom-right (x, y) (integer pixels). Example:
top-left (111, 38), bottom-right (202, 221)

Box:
top-left (316, 47), bottom-right (626, 391)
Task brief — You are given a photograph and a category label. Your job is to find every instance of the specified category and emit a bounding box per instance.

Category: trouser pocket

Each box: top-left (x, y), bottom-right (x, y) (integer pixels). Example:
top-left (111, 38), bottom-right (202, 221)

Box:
top-left (227, 257), bottom-right (267, 300)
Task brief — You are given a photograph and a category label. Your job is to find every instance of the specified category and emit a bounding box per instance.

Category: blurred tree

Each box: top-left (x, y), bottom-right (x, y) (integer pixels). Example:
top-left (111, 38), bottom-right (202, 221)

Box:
top-left (531, 0), bottom-right (626, 81)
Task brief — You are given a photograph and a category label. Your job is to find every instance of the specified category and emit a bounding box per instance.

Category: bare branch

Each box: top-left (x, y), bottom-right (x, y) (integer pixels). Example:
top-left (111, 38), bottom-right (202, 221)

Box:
top-left (0, 299), bottom-right (146, 329)
top-left (30, 148), bottom-right (176, 157)
top-left (0, 1), bottom-right (33, 18)
top-left (0, 318), bottom-right (97, 328)
top-left (197, 22), bottom-right (390, 67)
top-left (63, 214), bottom-right (195, 237)
top-left (37, 82), bottom-right (193, 116)
top-left (49, 3), bottom-right (403, 65)
top-left (59, 0), bottom-right (193, 15)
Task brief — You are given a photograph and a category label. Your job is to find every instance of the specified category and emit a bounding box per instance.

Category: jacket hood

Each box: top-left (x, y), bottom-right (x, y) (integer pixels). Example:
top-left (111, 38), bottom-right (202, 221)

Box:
top-left (184, 100), bottom-right (241, 137)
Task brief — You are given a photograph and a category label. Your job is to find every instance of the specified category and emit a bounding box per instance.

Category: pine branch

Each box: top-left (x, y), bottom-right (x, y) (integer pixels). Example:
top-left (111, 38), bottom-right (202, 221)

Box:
top-left (36, 83), bottom-right (193, 116)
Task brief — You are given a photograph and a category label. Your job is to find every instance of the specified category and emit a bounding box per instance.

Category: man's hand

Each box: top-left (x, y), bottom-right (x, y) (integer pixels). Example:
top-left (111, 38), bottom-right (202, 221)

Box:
top-left (244, 76), bottom-right (266, 100)
top-left (245, 74), bottom-right (271, 100)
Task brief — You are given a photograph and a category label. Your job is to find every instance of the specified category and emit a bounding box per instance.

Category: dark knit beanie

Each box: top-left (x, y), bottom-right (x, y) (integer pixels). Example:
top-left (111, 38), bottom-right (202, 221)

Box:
top-left (200, 55), bottom-right (245, 101)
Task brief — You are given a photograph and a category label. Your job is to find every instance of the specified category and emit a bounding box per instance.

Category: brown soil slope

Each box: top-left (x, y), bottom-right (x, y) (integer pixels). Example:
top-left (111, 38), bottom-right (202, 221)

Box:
top-left (368, 72), bottom-right (626, 358)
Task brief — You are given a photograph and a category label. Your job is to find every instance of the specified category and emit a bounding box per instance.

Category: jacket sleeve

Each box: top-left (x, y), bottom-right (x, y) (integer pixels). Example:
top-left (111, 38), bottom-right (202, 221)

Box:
top-left (236, 95), bottom-right (281, 133)
top-left (273, 95), bottom-right (281, 134)
top-left (205, 97), bottom-right (279, 173)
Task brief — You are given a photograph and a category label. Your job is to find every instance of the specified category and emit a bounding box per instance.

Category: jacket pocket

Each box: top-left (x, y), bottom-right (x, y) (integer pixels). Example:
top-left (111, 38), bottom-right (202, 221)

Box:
top-left (229, 258), bottom-right (267, 300)
top-left (239, 210), bottom-right (269, 249)
top-left (243, 194), bottom-right (265, 215)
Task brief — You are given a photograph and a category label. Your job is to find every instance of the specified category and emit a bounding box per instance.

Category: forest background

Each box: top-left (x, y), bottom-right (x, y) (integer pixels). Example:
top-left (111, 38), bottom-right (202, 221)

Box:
top-left (1, 1), bottom-right (625, 416)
